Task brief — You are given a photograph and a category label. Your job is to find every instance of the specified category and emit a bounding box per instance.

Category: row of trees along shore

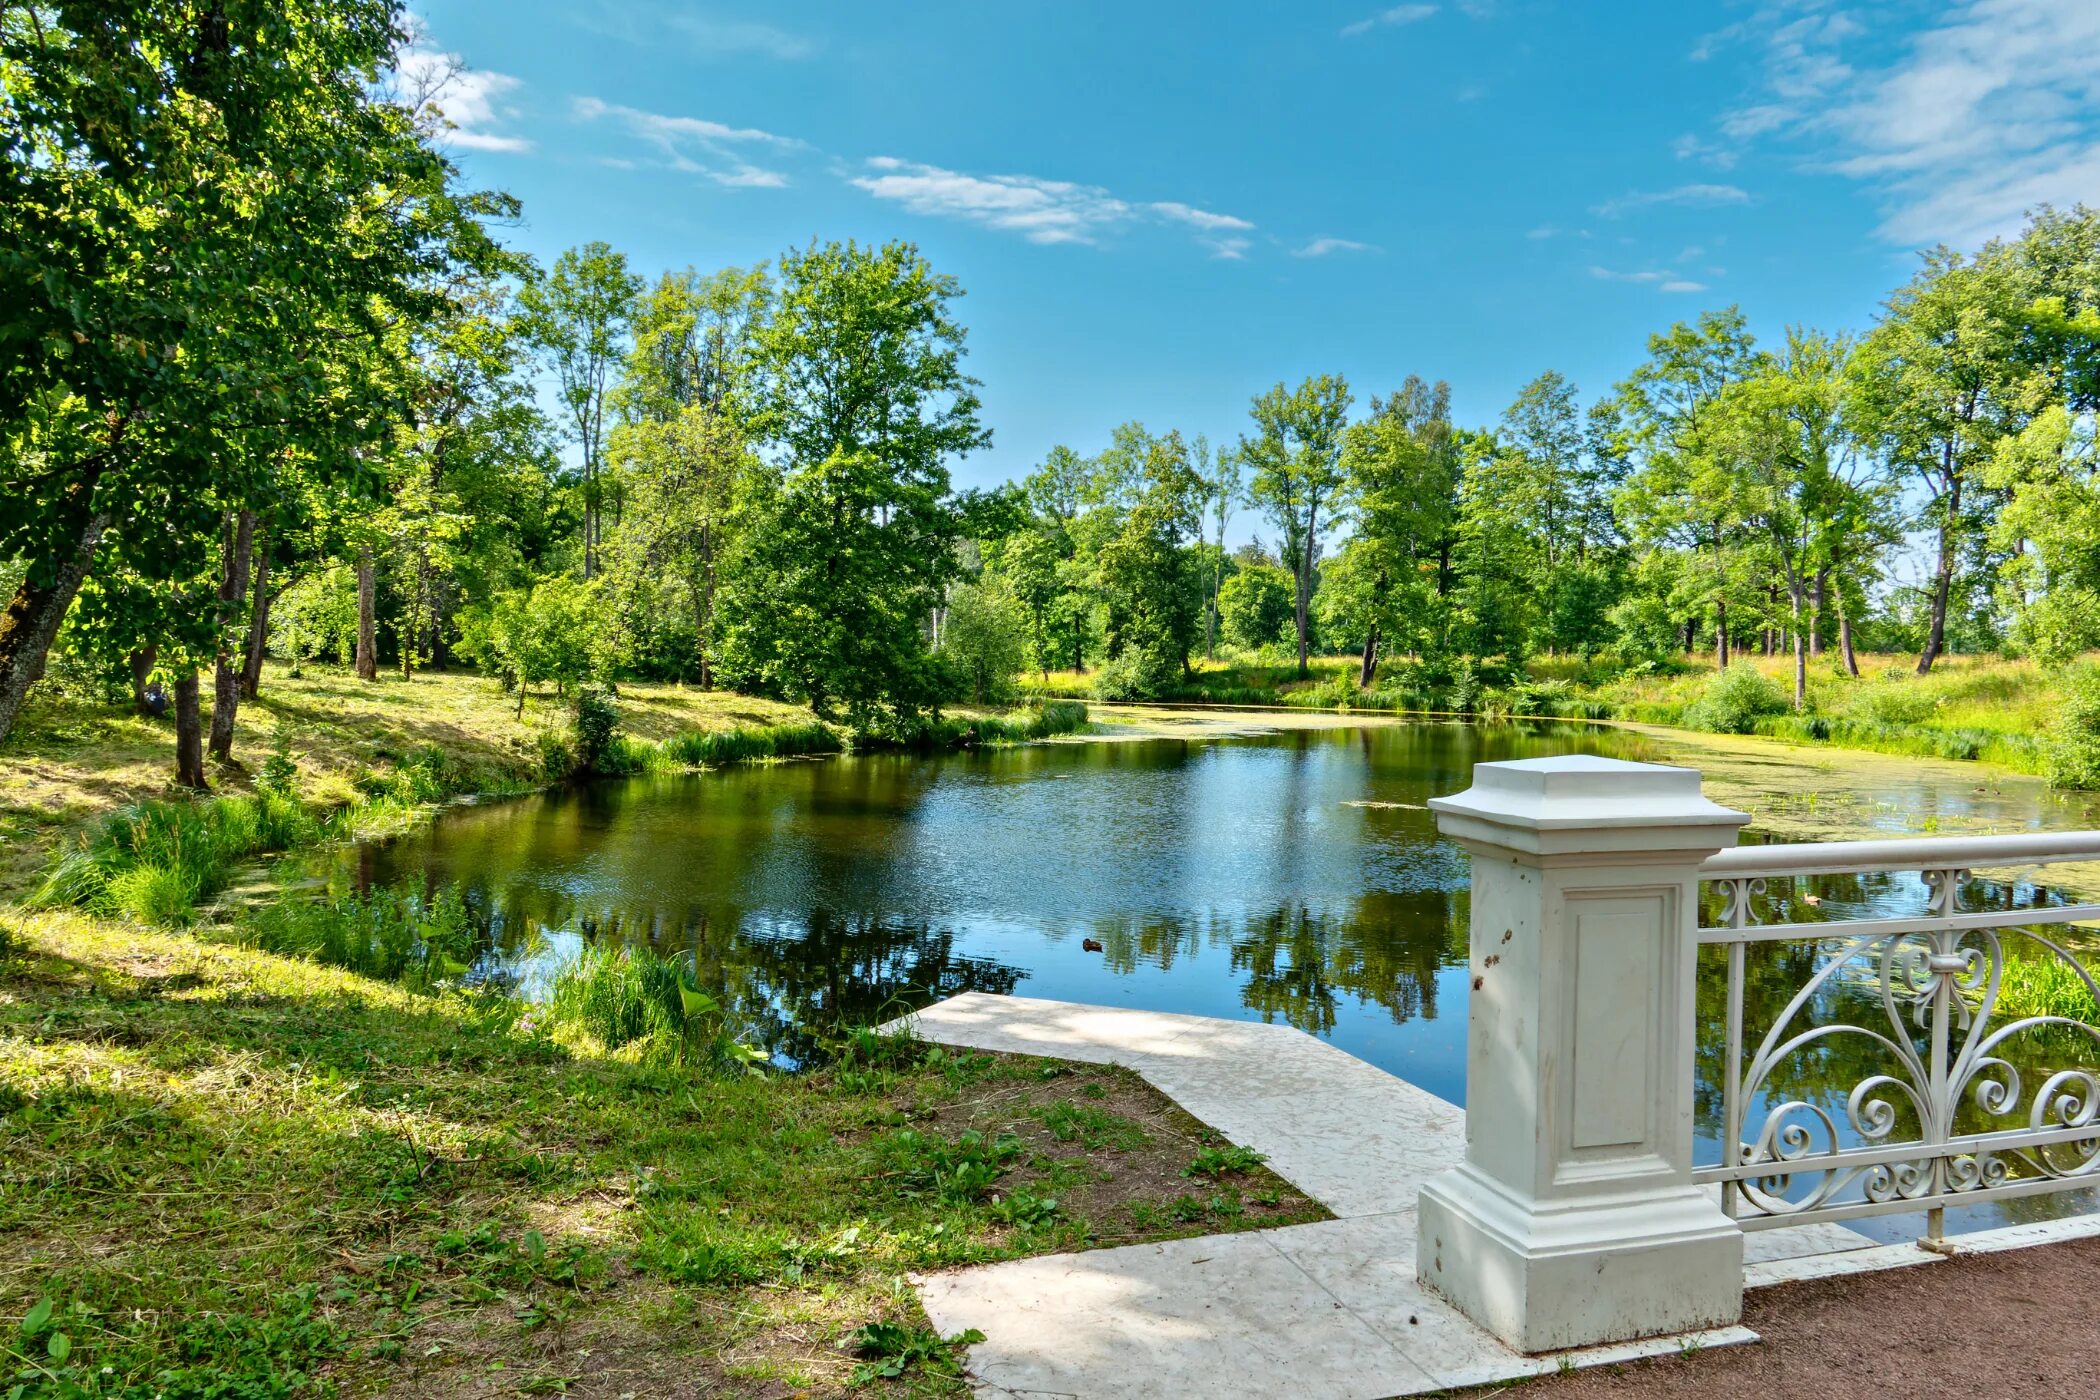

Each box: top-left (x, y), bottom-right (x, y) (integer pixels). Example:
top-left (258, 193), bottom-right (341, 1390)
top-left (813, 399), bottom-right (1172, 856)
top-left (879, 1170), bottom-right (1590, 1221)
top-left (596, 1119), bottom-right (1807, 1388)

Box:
top-left (7, 7), bottom-right (2100, 791)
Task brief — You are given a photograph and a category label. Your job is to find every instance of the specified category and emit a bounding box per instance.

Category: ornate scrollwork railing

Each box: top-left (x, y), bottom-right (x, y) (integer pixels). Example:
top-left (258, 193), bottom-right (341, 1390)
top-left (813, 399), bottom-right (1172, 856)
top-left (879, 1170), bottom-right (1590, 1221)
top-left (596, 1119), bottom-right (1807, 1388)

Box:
top-left (1695, 833), bottom-right (2100, 1234)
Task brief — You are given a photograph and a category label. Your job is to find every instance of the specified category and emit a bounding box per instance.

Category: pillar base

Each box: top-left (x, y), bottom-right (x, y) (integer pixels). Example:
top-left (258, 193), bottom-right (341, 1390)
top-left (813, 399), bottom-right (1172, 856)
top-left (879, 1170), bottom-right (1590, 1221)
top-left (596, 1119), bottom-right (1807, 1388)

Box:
top-left (1417, 1164), bottom-right (1743, 1353)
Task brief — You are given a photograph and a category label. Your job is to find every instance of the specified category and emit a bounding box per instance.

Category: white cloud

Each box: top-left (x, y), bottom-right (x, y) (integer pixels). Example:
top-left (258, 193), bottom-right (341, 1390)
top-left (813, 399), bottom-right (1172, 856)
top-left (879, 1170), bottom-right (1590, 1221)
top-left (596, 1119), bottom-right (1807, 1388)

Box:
top-left (395, 44), bottom-right (533, 153)
top-left (574, 97), bottom-right (801, 187)
top-left (1591, 266), bottom-right (1710, 294)
top-left (1150, 201), bottom-right (1256, 232)
top-left (1340, 4), bottom-right (1437, 38)
top-left (1295, 236), bottom-right (1380, 257)
top-left (577, 9), bottom-right (813, 60)
top-left (849, 157), bottom-right (1255, 251)
top-left (1671, 133), bottom-right (1738, 170)
top-left (1591, 183), bottom-right (1752, 218)
top-left (663, 16), bottom-right (813, 60)
top-left (1709, 0), bottom-right (2100, 247)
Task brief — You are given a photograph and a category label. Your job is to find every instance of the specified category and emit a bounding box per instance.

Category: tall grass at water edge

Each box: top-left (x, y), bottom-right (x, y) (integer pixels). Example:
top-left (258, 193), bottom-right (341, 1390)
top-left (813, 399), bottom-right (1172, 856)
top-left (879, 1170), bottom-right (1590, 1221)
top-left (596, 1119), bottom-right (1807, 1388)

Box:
top-left (33, 792), bottom-right (318, 924)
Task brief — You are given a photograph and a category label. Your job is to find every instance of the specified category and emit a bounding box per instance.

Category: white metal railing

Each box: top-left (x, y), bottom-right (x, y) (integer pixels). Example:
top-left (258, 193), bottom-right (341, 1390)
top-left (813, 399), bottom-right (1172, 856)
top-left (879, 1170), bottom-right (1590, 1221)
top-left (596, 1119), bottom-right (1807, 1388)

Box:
top-left (1695, 833), bottom-right (2100, 1239)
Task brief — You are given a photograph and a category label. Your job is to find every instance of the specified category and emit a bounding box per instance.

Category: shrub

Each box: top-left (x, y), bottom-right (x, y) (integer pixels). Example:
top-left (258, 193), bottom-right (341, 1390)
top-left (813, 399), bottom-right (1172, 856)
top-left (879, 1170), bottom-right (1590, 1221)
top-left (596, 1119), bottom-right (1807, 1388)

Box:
top-left (571, 687), bottom-right (621, 776)
top-left (1091, 647), bottom-right (1180, 701)
top-left (1682, 665), bottom-right (1788, 734)
top-left (1218, 566), bottom-right (1295, 651)
top-left (2046, 665), bottom-right (2100, 790)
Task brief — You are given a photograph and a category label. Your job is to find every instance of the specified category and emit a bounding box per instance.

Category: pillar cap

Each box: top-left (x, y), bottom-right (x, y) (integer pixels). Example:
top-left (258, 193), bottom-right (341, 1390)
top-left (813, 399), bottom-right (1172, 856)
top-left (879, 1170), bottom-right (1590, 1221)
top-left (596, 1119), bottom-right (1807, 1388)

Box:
top-left (1428, 756), bottom-right (1749, 858)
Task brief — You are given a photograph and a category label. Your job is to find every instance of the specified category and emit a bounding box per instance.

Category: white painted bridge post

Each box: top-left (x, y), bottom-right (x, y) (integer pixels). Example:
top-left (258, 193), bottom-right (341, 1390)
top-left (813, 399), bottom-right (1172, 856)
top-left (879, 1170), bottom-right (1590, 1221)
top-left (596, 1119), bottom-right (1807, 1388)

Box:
top-left (1418, 756), bottom-right (1751, 1352)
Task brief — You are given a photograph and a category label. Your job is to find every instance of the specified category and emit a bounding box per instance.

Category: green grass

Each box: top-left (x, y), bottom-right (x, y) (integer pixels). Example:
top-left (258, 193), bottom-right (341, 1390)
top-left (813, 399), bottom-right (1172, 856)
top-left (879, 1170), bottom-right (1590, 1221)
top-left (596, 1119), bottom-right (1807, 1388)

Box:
top-left (0, 910), bottom-right (1321, 1397)
top-left (33, 791), bottom-right (318, 924)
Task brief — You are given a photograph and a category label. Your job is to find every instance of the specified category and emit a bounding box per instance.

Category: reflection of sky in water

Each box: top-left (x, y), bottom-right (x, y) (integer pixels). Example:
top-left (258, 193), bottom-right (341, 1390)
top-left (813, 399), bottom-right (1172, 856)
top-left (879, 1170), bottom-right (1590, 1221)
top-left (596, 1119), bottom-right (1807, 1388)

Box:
top-left (348, 720), bottom-right (2100, 1244)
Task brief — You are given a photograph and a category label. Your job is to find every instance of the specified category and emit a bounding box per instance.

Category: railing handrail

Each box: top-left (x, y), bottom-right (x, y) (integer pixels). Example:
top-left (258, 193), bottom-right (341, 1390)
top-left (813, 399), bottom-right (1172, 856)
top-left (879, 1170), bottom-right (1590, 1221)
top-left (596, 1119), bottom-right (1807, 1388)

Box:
top-left (1699, 830), bottom-right (2100, 880)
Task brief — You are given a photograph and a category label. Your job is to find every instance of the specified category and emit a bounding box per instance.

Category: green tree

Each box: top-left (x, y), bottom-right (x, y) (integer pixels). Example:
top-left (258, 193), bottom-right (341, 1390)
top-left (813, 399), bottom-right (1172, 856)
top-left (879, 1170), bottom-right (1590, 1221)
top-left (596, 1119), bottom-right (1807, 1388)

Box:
top-left (1, 0), bottom-right (497, 741)
top-left (717, 241), bottom-right (988, 732)
top-left (939, 575), bottom-right (1028, 703)
top-left (517, 242), bottom-right (641, 580)
top-left (1848, 246), bottom-right (2045, 673)
top-left (1242, 375), bottom-right (1354, 676)
top-left (1332, 377), bottom-right (1460, 686)
top-left (1218, 565), bottom-right (1294, 650)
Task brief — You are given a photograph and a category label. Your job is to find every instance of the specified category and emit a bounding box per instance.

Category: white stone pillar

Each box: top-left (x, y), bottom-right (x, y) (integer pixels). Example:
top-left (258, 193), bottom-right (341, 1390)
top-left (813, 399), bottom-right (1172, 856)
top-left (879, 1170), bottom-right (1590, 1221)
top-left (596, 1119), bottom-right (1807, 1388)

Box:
top-left (1418, 756), bottom-right (1749, 1353)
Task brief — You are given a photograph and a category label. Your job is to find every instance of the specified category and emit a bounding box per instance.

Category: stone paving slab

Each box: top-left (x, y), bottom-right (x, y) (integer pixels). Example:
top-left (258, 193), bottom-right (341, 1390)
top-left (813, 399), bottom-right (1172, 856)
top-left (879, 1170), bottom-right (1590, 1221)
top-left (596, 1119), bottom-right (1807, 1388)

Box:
top-left (887, 992), bottom-right (1466, 1218)
top-left (891, 994), bottom-right (1759, 1397)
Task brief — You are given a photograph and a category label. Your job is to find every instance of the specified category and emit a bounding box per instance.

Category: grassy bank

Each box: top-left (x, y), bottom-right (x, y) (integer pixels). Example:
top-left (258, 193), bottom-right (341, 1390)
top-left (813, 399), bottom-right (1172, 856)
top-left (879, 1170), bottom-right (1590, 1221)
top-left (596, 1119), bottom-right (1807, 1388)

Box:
top-left (0, 911), bottom-right (1318, 1398)
top-left (1028, 651), bottom-right (2087, 781)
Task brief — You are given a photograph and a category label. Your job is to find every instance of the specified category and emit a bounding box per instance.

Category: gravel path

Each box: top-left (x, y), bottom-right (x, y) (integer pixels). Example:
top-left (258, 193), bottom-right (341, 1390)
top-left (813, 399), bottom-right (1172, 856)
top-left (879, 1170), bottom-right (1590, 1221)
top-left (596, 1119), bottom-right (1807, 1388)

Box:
top-left (1459, 1236), bottom-right (2100, 1399)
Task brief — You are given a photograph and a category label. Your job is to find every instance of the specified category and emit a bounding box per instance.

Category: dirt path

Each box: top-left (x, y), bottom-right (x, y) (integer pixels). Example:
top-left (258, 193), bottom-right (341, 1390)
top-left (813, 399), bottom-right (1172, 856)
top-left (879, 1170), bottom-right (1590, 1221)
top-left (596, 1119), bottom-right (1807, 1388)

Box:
top-left (1459, 1237), bottom-right (2100, 1399)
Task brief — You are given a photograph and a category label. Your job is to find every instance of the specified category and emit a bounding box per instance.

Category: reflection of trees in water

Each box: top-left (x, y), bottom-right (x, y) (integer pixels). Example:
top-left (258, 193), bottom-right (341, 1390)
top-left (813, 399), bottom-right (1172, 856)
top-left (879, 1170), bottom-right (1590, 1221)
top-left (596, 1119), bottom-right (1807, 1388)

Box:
top-left (1230, 891), bottom-right (1464, 1036)
top-left (725, 909), bottom-right (1023, 1065)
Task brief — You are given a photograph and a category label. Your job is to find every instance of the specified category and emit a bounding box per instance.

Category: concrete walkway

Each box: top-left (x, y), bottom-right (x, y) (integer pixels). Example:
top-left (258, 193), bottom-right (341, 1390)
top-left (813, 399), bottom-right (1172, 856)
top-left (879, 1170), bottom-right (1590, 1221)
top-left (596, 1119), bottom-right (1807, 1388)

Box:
top-left (891, 993), bottom-right (1900, 1399)
top-left (886, 994), bottom-right (1856, 1400)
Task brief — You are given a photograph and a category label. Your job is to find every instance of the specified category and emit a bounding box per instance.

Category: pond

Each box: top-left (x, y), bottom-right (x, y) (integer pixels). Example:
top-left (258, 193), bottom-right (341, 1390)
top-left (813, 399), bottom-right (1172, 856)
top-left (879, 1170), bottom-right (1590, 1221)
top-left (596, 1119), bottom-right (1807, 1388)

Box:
top-left (346, 716), bottom-right (2100, 1243)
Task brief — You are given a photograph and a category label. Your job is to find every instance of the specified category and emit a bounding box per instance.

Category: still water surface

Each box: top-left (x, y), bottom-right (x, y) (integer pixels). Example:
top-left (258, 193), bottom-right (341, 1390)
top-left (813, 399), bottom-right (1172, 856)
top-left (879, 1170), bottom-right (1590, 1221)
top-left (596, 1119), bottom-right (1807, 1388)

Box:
top-left (354, 718), bottom-right (2100, 1240)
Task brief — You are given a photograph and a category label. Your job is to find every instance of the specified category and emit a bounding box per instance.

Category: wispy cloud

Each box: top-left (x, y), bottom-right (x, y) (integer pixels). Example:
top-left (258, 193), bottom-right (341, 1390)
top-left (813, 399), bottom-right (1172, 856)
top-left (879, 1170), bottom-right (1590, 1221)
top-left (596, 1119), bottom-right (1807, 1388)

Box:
top-left (1702, 0), bottom-right (2100, 247)
top-left (577, 8), bottom-right (813, 60)
top-left (1295, 236), bottom-right (1380, 257)
top-left (1670, 133), bottom-right (1738, 170)
top-left (849, 156), bottom-right (1254, 250)
top-left (662, 16), bottom-right (813, 60)
top-left (574, 97), bottom-right (802, 187)
top-left (1340, 4), bottom-right (1436, 38)
top-left (395, 43), bottom-right (533, 153)
top-left (1591, 183), bottom-right (1751, 218)
top-left (1150, 201), bottom-right (1255, 233)
top-left (1590, 266), bottom-right (1707, 294)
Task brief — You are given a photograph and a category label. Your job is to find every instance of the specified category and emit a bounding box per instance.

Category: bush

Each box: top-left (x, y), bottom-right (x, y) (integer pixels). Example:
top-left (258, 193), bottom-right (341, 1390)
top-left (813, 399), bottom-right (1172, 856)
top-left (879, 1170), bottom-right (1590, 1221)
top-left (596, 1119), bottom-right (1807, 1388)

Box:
top-left (1218, 566), bottom-right (1295, 651)
top-left (1682, 665), bottom-right (1788, 734)
top-left (939, 577), bottom-right (1029, 705)
top-left (1092, 647), bottom-right (1181, 701)
top-left (571, 687), bottom-right (621, 776)
top-left (2046, 666), bottom-right (2100, 790)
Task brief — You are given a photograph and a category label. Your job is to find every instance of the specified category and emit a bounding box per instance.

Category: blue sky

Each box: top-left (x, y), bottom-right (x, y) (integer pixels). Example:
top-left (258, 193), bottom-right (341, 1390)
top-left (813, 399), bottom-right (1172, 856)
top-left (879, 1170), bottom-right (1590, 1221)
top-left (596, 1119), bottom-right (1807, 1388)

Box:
top-left (413, 0), bottom-right (2100, 504)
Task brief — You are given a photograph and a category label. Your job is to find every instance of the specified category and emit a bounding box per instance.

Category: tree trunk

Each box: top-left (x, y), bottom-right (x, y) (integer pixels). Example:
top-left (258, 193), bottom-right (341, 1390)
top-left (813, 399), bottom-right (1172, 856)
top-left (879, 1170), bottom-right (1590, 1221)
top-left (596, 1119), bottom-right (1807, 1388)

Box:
top-left (1295, 509), bottom-right (1318, 679)
top-left (1839, 593), bottom-right (1861, 677)
top-left (355, 545), bottom-right (379, 680)
top-left (174, 670), bottom-right (207, 789)
top-left (240, 539), bottom-right (271, 700)
top-left (1810, 570), bottom-right (1828, 657)
top-left (0, 509), bottom-right (111, 742)
top-left (130, 646), bottom-right (159, 716)
top-left (1919, 469), bottom-right (1960, 675)
top-left (207, 510), bottom-right (255, 761)
top-left (1358, 625), bottom-right (1380, 690)
top-left (1715, 598), bottom-right (1730, 671)
top-left (1787, 580), bottom-right (1807, 712)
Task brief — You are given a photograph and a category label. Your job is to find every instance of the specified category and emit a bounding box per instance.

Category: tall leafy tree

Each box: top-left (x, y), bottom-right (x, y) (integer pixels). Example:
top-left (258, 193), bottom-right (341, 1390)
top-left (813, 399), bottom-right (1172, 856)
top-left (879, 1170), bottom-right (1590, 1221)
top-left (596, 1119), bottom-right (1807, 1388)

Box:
top-left (1, 0), bottom-right (486, 741)
top-left (1848, 246), bottom-right (2044, 673)
top-left (1242, 375), bottom-right (1353, 676)
top-left (718, 241), bottom-right (988, 731)
top-left (1610, 308), bottom-right (1764, 668)
top-left (517, 241), bottom-right (640, 580)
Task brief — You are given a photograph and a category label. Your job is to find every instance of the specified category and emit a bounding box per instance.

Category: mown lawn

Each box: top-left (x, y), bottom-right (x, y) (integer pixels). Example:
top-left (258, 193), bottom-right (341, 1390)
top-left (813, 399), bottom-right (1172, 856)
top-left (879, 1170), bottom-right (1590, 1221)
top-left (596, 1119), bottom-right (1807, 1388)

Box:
top-left (0, 669), bottom-right (820, 897)
top-left (0, 911), bottom-right (1321, 1398)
